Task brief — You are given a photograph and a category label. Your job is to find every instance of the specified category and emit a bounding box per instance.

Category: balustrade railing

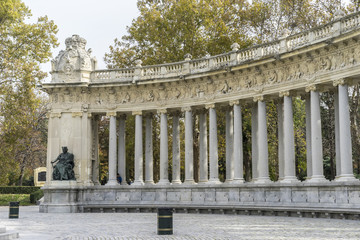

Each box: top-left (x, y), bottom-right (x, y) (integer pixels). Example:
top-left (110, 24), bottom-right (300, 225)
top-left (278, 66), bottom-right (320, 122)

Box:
top-left (90, 11), bottom-right (360, 83)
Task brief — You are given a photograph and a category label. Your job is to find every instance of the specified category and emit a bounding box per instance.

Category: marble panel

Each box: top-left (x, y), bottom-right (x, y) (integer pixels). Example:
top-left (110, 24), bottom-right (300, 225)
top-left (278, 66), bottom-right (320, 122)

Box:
top-left (265, 190), bottom-right (280, 202)
top-left (142, 191), bottom-right (156, 201)
top-left (216, 191), bottom-right (229, 203)
top-left (292, 191), bottom-right (307, 203)
top-left (240, 191), bottom-right (254, 202)
top-left (319, 190), bottom-right (336, 203)
top-left (192, 190), bottom-right (205, 203)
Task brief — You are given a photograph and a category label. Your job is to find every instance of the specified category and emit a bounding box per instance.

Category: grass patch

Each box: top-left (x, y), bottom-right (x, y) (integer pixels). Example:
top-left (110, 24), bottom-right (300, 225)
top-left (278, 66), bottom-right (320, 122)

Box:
top-left (0, 194), bottom-right (32, 206)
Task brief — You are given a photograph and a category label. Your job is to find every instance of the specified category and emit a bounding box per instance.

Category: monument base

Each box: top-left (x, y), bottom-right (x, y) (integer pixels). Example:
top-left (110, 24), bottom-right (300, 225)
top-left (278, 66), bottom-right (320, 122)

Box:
top-left (40, 181), bottom-right (360, 217)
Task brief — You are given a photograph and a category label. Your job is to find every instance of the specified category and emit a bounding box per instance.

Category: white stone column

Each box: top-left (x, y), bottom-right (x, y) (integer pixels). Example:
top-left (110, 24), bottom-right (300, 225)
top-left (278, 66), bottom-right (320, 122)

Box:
top-left (305, 94), bottom-right (312, 180)
top-left (183, 107), bottom-right (195, 184)
top-left (198, 109), bottom-right (208, 184)
top-left (308, 88), bottom-right (326, 182)
top-left (277, 101), bottom-right (284, 181)
top-left (232, 101), bottom-right (244, 184)
top-left (336, 82), bottom-right (356, 181)
top-left (251, 103), bottom-right (258, 181)
top-left (334, 90), bottom-right (341, 177)
top-left (133, 111), bottom-right (144, 185)
top-left (145, 113), bottom-right (154, 185)
top-left (158, 109), bottom-right (170, 185)
top-left (172, 111), bottom-right (181, 184)
top-left (281, 92), bottom-right (298, 183)
top-left (207, 103), bottom-right (221, 184)
top-left (255, 98), bottom-right (271, 183)
top-left (106, 112), bottom-right (118, 186)
top-left (91, 115), bottom-right (100, 185)
top-left (225, 107), bottom-right (234, 183)
top-left (118, 114), bottom-right (127, 185)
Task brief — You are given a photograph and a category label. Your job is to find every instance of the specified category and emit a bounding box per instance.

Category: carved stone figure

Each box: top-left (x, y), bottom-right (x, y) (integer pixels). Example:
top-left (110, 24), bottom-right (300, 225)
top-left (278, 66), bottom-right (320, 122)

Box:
top-left (51, 147), bottom-right (76, 181)
top-left (51, 35), bottom-right (97, 83)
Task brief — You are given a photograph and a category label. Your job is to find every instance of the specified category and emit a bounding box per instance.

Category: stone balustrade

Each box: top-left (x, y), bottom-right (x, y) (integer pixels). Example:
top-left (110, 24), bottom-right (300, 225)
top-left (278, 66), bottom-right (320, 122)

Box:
top-left (88, 11), bottom-right (360, 84)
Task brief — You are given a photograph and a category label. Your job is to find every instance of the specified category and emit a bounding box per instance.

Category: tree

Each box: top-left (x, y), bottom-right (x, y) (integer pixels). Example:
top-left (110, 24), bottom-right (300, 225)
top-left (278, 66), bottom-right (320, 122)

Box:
top-left (105, 0), bottom-right (253, 68)
top-left (0, 0), bottom-right (58, 185)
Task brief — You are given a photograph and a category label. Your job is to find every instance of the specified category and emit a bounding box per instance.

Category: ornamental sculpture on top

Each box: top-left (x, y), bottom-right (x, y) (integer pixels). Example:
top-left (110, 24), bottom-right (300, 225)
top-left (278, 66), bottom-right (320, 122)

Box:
top-left (51, 34), bottom-right (97, 83)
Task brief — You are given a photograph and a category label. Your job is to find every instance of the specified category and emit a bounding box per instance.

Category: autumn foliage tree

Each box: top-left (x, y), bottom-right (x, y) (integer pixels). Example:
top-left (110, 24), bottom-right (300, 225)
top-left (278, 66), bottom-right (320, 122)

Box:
top-left (0, 0), bottom-right (58, 185)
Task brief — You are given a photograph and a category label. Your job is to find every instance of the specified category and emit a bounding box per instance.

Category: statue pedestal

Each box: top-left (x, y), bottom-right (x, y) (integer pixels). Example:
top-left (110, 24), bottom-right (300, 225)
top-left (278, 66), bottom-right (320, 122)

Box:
top-left (40, 181), bottom-right (79, 213)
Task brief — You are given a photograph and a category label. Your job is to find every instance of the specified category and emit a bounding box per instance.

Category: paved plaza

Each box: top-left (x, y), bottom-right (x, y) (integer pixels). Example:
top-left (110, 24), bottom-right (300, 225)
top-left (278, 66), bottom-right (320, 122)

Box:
top-left (1, 206), bottom-right (360, 240)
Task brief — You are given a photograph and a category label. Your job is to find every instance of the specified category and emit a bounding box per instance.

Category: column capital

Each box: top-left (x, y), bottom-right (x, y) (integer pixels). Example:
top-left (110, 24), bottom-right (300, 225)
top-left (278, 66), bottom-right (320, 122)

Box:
top-left (279, 91), bottom-right (290, 97)
top-left (72, 112), bottom-right (83, 118)
top-left (106, 111), bottom-right (117, 117)
top-left (50, 112), bottom-right (62, 118)
top-left (205, 103), bottom-right (215, 109)
top-left (253, 95), bottom-right (264, 102)
top-left (181, 106), bottom-right (192, 112)
top-left (157, 108), bottom-right (167, 115)
top-left (305, 84), bottom-right (316, 92)
top-left (132, 110), bottom-right (142, 116)
top-left (333, 78), bottom-right (346, 87)
top-left (229, 100), bottom-right (240, 106)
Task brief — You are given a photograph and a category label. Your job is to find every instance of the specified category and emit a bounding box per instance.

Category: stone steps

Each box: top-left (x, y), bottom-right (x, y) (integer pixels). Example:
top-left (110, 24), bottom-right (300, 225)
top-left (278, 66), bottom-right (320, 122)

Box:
top-left (0, 227), bottom-right (19, 240)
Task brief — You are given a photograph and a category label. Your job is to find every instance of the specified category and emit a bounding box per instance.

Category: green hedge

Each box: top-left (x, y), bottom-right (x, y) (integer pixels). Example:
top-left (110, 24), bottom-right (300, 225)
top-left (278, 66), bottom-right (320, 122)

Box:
top-left (30, 189), bottom-right (44, 204)
top-left (0, 186), bottom-right (41, 194)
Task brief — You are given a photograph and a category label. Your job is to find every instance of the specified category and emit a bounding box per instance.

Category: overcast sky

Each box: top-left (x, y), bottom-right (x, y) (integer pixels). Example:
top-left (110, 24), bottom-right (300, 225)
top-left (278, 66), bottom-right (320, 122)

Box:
top-left (22, 0), bottom-right (139, 81)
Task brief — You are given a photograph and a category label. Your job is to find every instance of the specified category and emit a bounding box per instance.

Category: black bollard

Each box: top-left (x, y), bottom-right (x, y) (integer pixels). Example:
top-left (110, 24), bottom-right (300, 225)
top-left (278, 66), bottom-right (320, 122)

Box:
top-left (9, 202), bottom-right (19, 219)
top-left (157, 208), bottom-right (173, 235)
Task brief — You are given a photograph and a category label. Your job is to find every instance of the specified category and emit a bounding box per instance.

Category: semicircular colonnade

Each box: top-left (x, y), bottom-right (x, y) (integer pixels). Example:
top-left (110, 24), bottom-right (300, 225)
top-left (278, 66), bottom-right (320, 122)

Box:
top-left (40, 12), bottom-right (360, 217)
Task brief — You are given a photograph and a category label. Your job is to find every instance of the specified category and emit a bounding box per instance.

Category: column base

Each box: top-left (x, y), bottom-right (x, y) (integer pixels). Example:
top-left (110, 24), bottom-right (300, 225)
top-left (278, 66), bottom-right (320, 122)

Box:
top-left (207, 178), bottom-right (222, 184)
top-left (83, 180), bottom-right (95, 187)
top-left (335, 174), bottom-right (358, 182)
top-left (105, 180), bottom-right (119, 186)
top-left (231, 179), bottom-right (245, 184)
top-left (225, 179), bottom-right (233, 184)
top-left (306, 175), bottom-right (327, 183)
top-left (253, 177), bottom-right (271, 184)
top-left (280, 177), bottom-right (299, 183)
top-left (132, 180), bottom-right (144, 186)
top-left (198, 180), bottom-right (209, 185)
top-left (171, 180), bottom-right (182, 185)
top-left (144, 180), bottom-right (155, 185)
top-left (157, 179), bottom-right (171, 185)
top-left (93, 181), bottom-right (101, 186)
top-left (183, 179), bottom-right (196, 185)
